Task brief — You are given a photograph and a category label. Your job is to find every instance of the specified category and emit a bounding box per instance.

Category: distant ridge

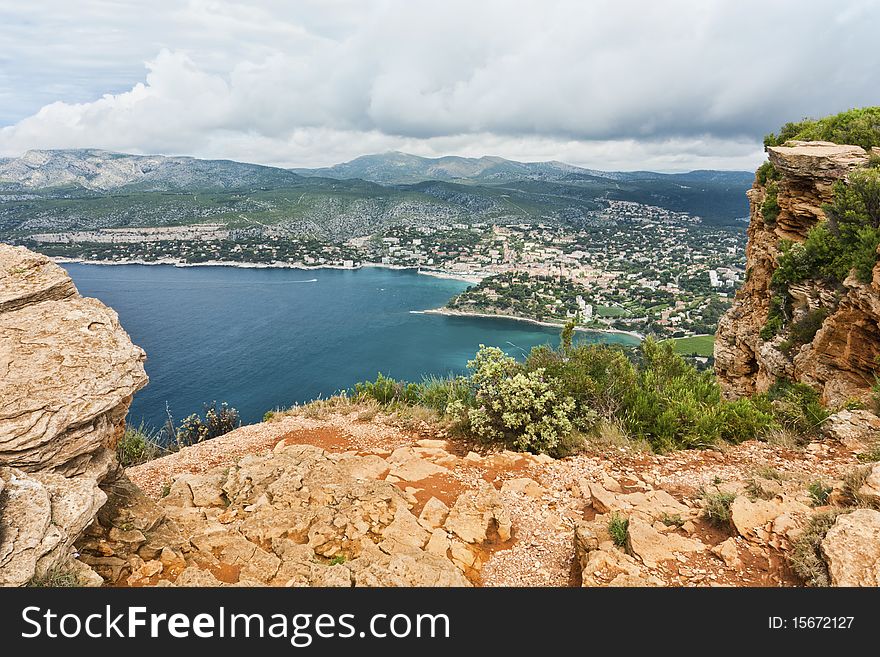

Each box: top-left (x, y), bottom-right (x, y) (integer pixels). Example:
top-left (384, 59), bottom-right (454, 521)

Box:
top-left (0, 149), bottom-right (753, 238)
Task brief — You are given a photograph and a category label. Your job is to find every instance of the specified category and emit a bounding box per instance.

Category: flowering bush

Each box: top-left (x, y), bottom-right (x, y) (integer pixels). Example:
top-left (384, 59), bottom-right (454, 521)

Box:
top-left (465, 346), bottom-right (576, 455)
top-left (175, 401), bottom-right (241, 448)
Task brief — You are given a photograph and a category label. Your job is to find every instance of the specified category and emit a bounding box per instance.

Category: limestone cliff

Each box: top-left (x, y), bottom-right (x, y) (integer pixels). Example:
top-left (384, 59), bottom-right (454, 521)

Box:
top-left (0, 244), bottom-right (148, 586)
top-left (715, 141), bottom-right (880, 405)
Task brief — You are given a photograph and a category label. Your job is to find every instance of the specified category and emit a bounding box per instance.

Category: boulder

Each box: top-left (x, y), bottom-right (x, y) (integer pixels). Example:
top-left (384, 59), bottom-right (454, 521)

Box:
top-left (856, 464), bottom-right (880, 508)
top-left (587, 482), bottom-right (693, 522)
top-left (711, 537), bottom-right (742, 569)
top-left (0, 466), bottom-right (107, 586)
top-left (388, 457), bottom-right (447, 482)
top-left (588, 483), bottom-right (617, 513)
top-left (0, 244), bottom-right (77, 314)
top-left (823, 409), bottom-right (880, 449)
top-left (174, 472), bottom-right (227, 508)
top-left (573, 522), bottom-right (661, 587)
top-left (821, 509), bottom-right (880, 586)
top-left (501, 477), bottom-right (545, 498)
top-left (768, 142), bottom-right (869, 181)
top-left (0, 247), bottom-right (147, 475)
top-left (626, 517), bottom-right (706, 567)
top-left (418, 497), bottom-right (450, 529)
top-left (444, 484), bottom-right (512, 544)
top-left (730, 496), bottom-right (811, 541)
top-left (0, 245), bottom-right (149, 587)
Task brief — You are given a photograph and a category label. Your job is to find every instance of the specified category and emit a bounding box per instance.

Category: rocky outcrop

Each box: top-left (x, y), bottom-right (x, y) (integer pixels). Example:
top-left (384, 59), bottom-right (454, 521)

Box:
top-left (0, 245), bottom-right (148, 475)
top-left (715, 141), bottom-right (877, 405)
top-left (821, 509), bottom-right (880, 586)
top-left (823, 409), bottom-right (880, 449)
top-left (0, 244), bottom-right (147, 586)
top-left (79, 442), bottom-right (513, 587)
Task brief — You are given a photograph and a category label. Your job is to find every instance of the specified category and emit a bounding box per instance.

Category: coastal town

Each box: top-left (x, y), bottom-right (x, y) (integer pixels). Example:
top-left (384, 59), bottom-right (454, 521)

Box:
top-left (22, 200), bottom-right (744, 346)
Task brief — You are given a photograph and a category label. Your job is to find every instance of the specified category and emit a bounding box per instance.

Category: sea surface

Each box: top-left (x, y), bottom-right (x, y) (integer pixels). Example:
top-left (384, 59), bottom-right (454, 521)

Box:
top-left (63, 263), bottom-right (639, 429)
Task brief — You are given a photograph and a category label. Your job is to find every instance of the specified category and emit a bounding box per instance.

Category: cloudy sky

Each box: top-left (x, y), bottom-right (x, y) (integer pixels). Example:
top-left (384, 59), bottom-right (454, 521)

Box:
top-left (0, 0), bottom-right (878, 171)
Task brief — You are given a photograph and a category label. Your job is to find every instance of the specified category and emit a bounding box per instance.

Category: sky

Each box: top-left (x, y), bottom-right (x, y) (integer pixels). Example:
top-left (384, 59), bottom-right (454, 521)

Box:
top-left (0, 0), bottom-right (878, 171)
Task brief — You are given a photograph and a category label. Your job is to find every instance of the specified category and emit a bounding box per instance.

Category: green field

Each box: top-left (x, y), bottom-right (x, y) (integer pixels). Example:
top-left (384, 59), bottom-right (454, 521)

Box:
top-left (669, 334), bottom-right (715, 357)
top-left (595, 305), bottom-right (628, 317)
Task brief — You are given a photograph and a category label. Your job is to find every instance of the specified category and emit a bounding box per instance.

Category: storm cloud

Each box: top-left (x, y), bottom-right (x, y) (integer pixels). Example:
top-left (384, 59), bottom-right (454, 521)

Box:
top-left (0, 0), bottom-right (877, 170)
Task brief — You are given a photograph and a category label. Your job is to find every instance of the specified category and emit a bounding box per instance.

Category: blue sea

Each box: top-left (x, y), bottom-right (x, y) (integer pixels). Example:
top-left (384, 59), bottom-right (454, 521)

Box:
top-left (62, 264), bottom-right (639, 429)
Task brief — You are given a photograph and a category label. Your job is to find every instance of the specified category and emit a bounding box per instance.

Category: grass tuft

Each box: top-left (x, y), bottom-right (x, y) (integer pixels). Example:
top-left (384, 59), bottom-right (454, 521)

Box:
top-left (702, 490), bottom-right (737, 526)
top-left (788, 510), bottom-right (848, 587)
top-left (607, 513), bottom-right (629, 548)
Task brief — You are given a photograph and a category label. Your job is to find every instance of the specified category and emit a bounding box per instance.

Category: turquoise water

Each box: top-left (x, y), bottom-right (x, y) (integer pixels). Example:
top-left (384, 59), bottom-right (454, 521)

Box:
top-left (63, 264), bottom-right (639, 428)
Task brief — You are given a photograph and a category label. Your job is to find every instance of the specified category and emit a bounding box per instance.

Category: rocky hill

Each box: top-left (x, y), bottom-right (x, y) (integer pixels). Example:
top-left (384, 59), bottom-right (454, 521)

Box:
top-left (0, 150), bottom-right (751, 242)
top-left (292, 151), bottom-right (605, 184)
top-left (715, 141), bottom-right (880, 405)
top-left (0, 149), bottom-right (302, 192)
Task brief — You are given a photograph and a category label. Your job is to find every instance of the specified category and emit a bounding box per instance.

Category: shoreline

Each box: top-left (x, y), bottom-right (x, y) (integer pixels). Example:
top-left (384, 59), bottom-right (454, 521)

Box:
top-left (420, 307), bottom-right (645, 340)
top-left (52, 256), bottom-right (649, 341)
top-left (51, 256), bottom-right (482, 283)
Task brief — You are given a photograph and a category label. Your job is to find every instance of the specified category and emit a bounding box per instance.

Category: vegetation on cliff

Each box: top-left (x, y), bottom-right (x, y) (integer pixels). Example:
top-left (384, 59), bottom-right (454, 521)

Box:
top-left (773, 167), bottom-right (880, 289)
top-left (116, 400), bottom-right (241, 466)
top-left (763, 106), bottom-right (880, 151)
top-left (759, 149), bottom-right (880, 343)
top-left (353, 325), bottom-right (794, 455)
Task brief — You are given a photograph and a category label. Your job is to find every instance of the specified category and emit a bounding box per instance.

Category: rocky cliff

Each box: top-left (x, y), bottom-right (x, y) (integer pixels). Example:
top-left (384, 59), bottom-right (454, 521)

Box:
top-left (715, 141), bottom-right (880, 405)
top-left (0, 245), bottom-right (147, 585)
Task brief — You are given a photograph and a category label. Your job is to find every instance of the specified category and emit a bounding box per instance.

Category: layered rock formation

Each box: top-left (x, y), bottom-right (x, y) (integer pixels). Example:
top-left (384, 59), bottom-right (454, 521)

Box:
top-left (78, 442), bottom-right (513, 587)
top-left (715, 141), bottom-right (879, 404)
top-left (0, 244), bottom-right (148, 586)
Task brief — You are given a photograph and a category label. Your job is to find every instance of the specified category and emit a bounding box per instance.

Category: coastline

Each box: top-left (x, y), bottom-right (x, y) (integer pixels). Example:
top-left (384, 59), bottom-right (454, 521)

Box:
top-left (52, 256), bottom-right (644, 340)
top-left (420, 307), bottom-right (644, 341)
top-left (51, 256), bottom-right (482, 283)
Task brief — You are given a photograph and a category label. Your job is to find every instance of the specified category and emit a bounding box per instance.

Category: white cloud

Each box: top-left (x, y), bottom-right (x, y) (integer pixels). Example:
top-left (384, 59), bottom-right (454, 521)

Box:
top-left (0, 0), bottom-right (877, 170)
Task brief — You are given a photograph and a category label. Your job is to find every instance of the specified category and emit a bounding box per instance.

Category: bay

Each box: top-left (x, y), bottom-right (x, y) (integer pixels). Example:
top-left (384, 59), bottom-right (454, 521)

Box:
top-left (62, 263), bottom-right (639, 429)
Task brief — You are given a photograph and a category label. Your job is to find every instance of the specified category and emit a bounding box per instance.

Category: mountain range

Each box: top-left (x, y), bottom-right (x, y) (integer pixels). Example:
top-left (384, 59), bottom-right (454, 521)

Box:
top-left (0, 149), bottom-right (754, 240)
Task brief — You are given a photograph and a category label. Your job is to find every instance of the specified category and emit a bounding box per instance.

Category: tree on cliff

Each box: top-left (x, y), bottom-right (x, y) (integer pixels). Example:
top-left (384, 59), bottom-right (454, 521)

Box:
top-left (773, 167), bottom-right (880, 288)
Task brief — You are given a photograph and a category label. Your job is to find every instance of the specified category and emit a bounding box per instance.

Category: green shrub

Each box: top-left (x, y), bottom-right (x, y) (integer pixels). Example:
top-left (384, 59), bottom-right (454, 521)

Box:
top-left (773, 168), bottom-right (880, 292)
top-left (759, 294), bottom-right (787, 341)
top-left (661, 513), bottom-right (685, 527)
top-left (466, 346), bottom-right (576, 456)
top-left (756, 161), bottom-right (781, 186)
top-left (788, 308), bottom-right (829, 346)
top-left (761, 380), bottom-right (830, 439)
top-left (857, 442), bottom-right (880, 463)
top-left (116, 421), bottom-right (163, 467)
top-left (354, 372), bottom-right (422, 405)
top-left (788, 510), bottom-right (848, 586)
top-left (608, 513), bottom-right (629, 547)
top-left (525, 342), bottom-right (634, 425)
top-left (175, 401), bottom-right (241, 448)
top-left (617, 339), bottom-right (772, 451)
top-left (807, 481), bottom-right (832, 506)
top-left (702, 490), bottom-right (736, 526)
top-left (417, 374), bottom-right (475, 414)
top-left (350, 329), bottom-right (777, 457)
top-left (763, 107), bottom-right (880, 151)
top-left (761, 182), bottom-right (781, 225)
